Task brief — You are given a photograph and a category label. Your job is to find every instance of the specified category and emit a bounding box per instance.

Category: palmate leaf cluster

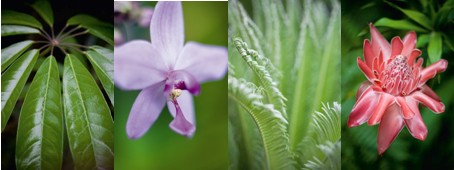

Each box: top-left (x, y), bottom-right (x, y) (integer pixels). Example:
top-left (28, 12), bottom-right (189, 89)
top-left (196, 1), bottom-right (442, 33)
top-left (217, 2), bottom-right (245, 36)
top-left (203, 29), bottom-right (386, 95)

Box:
top-left (1, 0), bottom-right (113, 169)
top-left (228, 0), bottom-right (341, 169)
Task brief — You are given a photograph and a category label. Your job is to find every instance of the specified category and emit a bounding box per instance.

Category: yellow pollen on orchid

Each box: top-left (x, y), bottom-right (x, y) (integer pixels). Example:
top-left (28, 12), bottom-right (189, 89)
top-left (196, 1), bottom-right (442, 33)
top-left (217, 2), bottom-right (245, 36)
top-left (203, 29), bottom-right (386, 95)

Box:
top-left (170, 89), bottom-right (182, 100)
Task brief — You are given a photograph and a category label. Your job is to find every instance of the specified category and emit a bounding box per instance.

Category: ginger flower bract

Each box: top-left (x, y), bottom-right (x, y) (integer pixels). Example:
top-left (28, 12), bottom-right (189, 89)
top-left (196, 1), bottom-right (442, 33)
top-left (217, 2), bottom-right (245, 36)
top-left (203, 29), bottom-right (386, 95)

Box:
top-left (348, 24), bottom-right (448, 154)
top-left (115, 1), bottom-right (227, 139)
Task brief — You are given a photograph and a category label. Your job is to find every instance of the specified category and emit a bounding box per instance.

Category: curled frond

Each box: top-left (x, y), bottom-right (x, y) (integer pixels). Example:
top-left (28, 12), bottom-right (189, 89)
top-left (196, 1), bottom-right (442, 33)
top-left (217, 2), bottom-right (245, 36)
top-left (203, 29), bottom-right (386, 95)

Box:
top-left (233, 38), bottom-right (288, 119)
top-left (228, 76), bottom-right (294, 170)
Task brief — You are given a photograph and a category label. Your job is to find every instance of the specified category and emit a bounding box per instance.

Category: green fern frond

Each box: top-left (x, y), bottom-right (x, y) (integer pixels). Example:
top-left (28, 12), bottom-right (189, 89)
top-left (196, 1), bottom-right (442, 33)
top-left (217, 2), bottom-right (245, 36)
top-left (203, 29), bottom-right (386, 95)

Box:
top-left (297, 102), bottom-right (341, 169)
top-left (228, 76), bottom-right (294, 170)
top-left (233, 38), bottom-right (288, 119)
top-left (228, 63), bottom-right (236, 76)
top-left (311, 102), bottom-right (341, 144)
top-left (304, 141), bottom-right (341, 170)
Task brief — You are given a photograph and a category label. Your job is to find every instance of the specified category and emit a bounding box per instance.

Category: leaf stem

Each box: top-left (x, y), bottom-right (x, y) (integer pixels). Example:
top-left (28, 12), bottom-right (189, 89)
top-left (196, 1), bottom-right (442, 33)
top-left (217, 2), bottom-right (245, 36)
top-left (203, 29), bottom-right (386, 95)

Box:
top-left (58, 26), bottom-right (82, 40)
top-left (60, 43), bottom-right (89, 49)
top-left (60, 31), bottom-right (88, 41)
top-left (56, 25), bottom-right (68, 40)
top-left (39, 44), bottom-right (50, 51)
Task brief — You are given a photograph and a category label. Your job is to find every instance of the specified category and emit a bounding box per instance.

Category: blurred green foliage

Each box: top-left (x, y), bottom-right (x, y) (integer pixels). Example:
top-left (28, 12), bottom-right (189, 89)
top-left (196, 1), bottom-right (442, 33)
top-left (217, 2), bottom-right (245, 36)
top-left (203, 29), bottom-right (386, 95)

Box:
top-left (229, 0), bottom-right (341, 169)
top-left (342, 0), bottom-right (454, 169)
top-left (114, 2), bottom-right (228, 170)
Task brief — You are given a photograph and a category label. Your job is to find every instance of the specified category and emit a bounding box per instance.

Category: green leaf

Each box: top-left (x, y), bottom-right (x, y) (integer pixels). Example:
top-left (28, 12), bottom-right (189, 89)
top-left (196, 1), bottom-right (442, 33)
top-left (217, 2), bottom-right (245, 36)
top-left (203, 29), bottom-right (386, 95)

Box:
top-left (416, 34), bottom-right (430, 48)
top-left (1, 40), bottom-right (34, 71)
top-left (31, 0), bottom-right (54, 27)
top-left (1, 10), bottom-right (43, 29)
top-left (1, 25), bottom-right (40, 36)
top-left (385, 1), bottom-right (432, 30)
top-left (62, 55), bottom-right (114, 170)
top-left (374, 17), bottom-right (428, 32)
top-left (15, 56), bottom-right (63, 170)
top-left (290, 0), bottom-right (341, 151)
top-left (1, 50), bottom-right (39, 131)
top-left (228, 76), bottom-right (294, 169)
top-left (85, 46), bottom-right (114, 106)
top-left (67, 15), bottom-right (114, 45)
top-left (428, 32), bottom-right (442, 63)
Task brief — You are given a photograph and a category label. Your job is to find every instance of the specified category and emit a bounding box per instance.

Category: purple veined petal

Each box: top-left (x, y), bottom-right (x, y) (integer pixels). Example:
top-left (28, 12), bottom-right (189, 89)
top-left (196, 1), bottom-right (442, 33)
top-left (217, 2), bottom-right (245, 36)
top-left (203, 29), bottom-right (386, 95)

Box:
top-left (167, 91), bottom-right (196, 137)
top-left (150, 1), bottom-right (184, 66)
top-left (114, 40), bottom-right (168, 90)
top-left (168, 70), bottom-right (201, 95)
top-left (377, 104), bottom-right (404, 155)
top-left (126, 83), bottom-right (166, 139)
top-left (174, 42), bottom-right (228, 83)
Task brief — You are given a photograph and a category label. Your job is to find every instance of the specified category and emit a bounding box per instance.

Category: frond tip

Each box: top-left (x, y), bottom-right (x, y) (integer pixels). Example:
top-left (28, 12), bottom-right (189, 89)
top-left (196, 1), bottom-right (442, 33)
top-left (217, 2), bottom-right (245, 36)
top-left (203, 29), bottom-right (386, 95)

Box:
top-left (233, 38), bottom-right (288, 119)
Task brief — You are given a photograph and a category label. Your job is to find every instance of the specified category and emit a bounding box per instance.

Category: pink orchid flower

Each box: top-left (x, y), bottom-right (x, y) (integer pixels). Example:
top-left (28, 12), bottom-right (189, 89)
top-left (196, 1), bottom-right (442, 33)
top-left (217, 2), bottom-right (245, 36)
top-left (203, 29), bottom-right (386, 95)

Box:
top-left (115, 1), bottom-right (227, 139)
top-left (348, 23), bottom-right (448, 154)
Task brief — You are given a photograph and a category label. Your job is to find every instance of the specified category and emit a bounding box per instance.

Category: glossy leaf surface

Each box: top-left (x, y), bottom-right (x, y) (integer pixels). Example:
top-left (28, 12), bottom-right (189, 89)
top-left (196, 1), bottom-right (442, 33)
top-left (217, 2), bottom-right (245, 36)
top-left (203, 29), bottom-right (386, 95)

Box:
top-left (16, 56), bottom-right (63, 170)
top-left (1, 40), bottom-right (33, 72)
top-left (85, 46), bottom-right (113, 106)
top-left (428, 32), bottom-right (442, 63)
top-left (2, 10), bottom-right (43, 29)
top-left (67, 15), bottom-right (114, 45)
top-left (375, 18), bottom-right (428, 32)
top-left (1, 50), bottom-right (39, 131)
top-left (62, 55), bottom-right (114, 170)
top-left (1, 25), bottom-right (40, 36)
top-left (31, 0), bottom-right (54, 27)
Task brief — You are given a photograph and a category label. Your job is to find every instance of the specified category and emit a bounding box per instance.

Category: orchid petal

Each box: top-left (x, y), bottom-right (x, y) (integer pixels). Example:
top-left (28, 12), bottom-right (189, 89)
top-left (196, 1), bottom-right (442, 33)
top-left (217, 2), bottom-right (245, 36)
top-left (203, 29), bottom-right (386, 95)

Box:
top-left (167, 91), bottom-right (196, 137)
top-left (170, 70), bottom-right (201, 95)
top-left (402, 31), bottom-right (417, 57)
top-left (175, 42), bottom-right (228, 83)
top-left (363, 40), bottom-right (374, 68)
top-left (368, 93), bottom-right (394, 125)
top-left (369, 23), bottom-right (391, 61)
top-left (404, 97), bottom-right (427, 141)
top-left (377, 104), bottom-right (404, 155)
top-left (412, 91), bottom-right (445, 113)
top-left (114, 40), bottom-right (167, 90)
top-left (150, 1), bottom-right (184, 66)
top-left (126, 83), bottom-right (166, 139)
top-left (391, 37), bottom-right (403, 58)
top-left (419, 59), bottom-right (448, 85)
top-left (348, 87), bottom-right (378, 127)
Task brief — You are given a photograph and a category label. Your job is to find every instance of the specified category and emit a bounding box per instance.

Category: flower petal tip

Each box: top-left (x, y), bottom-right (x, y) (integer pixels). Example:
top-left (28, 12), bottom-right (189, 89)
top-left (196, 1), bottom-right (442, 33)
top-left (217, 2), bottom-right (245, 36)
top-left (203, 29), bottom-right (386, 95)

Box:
top-left (169, 122), bottom-right (195, 138)
top-left (126, 129), bottom-right (143, 140)
top-left (415, 133), bottom-right (427, 141)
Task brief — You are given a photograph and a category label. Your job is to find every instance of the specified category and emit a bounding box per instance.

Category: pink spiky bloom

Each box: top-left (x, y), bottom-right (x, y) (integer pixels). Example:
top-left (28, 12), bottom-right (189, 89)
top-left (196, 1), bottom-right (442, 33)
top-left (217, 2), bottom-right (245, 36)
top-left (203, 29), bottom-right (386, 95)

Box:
top-left (348, 23), bottom-right (448, 154)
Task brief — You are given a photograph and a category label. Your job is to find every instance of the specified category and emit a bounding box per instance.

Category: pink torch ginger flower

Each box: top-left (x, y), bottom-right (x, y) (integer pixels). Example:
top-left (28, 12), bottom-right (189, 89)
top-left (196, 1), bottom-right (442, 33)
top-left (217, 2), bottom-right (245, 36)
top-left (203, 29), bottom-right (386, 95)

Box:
top-left (348, 24), bottom-right (448, 154)
top-left (115, 1), bottom-right (227, 138)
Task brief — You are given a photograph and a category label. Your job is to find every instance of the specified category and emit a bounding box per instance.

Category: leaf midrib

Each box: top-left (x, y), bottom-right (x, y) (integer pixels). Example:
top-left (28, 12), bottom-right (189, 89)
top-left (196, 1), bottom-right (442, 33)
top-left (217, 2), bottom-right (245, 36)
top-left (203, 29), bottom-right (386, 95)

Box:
top-left (67, 56), bottom-right (97, 168)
